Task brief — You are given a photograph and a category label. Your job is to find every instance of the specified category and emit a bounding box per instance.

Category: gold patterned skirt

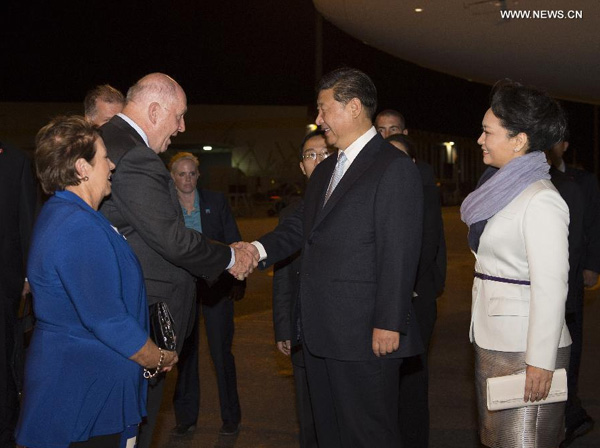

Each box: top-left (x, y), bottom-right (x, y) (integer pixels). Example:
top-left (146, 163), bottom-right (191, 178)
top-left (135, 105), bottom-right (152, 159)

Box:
top-left (474, 343), bottom-right (570, 448)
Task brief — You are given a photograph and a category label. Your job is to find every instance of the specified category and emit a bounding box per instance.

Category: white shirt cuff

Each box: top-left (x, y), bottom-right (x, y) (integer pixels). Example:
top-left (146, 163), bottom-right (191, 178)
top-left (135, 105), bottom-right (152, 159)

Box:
top-left (226, 247), bottom-right (235, 270)
top-left (251, 241), bottom-right (267, 262)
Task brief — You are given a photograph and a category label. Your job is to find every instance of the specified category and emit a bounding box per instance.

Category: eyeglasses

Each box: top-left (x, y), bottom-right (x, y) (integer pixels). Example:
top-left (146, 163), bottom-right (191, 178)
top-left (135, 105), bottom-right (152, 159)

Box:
top-left (302, 151), bottom-right (331, 161)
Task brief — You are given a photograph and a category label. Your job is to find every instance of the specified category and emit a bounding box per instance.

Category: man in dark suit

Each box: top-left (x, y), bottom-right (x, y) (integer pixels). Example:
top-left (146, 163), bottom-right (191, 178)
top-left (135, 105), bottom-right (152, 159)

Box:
top-left (272, 129), bottom-right (331, 448)
top-left (547, 137), bottom-right (599, 447)
top-left (99, 73), bottom-right (257, 448)
top-left (83, 84), bottom-right (125, 127)
top-left (386, 133), bottom-right (446, 448)
top-left (0, 142), bottom-right (37, 448)
top-left (168, 152), bottom-right (245, 437)
top-left (240, 68), bottom-right (424, 447)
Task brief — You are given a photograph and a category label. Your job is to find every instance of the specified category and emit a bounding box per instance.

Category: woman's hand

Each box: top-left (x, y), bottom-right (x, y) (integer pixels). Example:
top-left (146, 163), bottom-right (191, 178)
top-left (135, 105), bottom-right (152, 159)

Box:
top-left (524, 365), bottom-right (554, 402)
top-left (160, 350), bottom-right (178, 373)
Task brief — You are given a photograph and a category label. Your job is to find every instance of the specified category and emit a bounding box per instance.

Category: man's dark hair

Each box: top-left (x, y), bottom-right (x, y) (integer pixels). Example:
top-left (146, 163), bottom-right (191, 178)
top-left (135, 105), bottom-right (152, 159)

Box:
top-left (317, 68), bottom-right (377, 120)
top-left (84, 84), bottom-right (125, 118)
top-left (386, 134), bottom-right (416, 160)
top-left (299, 129), bottom-right (326, 160)
top-left (490, 79), bottom-right (567, 153)
top-left (376, 109), bottom-right (406, 131)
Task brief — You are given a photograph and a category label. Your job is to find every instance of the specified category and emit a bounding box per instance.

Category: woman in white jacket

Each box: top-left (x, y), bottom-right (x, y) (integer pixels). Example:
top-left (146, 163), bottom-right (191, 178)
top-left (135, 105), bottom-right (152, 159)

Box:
top-left (461, 80), bottom-right (571, 448)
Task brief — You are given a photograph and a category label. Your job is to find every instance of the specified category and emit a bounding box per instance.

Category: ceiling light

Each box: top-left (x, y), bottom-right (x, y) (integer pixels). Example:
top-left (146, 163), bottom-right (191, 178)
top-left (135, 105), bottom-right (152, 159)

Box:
top-left (203, 145), bottom-right (213, 151)
top-left (415, 8), bottom-right (423, 13)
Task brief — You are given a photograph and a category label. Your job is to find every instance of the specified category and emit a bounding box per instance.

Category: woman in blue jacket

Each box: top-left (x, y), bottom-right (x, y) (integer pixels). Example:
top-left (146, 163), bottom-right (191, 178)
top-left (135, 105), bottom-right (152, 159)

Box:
top-left (15, 116), bottom-right (178, 448)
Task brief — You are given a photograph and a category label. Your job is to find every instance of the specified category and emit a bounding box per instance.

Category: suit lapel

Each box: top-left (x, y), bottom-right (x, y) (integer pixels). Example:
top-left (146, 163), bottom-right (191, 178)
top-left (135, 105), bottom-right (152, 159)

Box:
top-left (198, 189), bottom-right (208, 232)
top-left (311, 135), bottom-right (381, 231)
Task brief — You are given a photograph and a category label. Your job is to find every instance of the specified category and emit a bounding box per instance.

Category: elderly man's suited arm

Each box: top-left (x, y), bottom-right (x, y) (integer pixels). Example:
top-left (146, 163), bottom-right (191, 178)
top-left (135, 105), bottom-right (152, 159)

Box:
top-left (107, 147), bottom-right (256, 279)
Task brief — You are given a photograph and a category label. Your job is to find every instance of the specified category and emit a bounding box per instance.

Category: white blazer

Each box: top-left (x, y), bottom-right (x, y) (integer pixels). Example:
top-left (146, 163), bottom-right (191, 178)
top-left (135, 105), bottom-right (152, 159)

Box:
top-left (470, 179), bottom-right (572, 371)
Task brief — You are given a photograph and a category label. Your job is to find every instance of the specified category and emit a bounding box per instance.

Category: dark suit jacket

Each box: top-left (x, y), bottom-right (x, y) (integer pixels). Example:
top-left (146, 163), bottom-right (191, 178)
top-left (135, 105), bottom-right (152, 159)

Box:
top-left (564, 165), bottom-right (600, 274)
top-left (551, 167), bottom-right (585, 312)
top-left (0, 143), bottom-right (37, 300)
top-left (414, 161), bottom-right (446, 302)
top-left (272, 199), bottom-right (303, 344)
top-left (259, 133), bottom-right (424, 361)
top-left (194, 189), bottom-right (245, 305)
top-left (99, 116), bottom-right (231, 350)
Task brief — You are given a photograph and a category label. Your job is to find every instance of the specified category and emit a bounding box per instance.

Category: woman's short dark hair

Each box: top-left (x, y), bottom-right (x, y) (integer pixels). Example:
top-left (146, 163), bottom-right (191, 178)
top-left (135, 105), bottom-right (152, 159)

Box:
top-left (317, 67), bottom-right (378, 120)
top-left (490, 79), bottom-right (566, 153)
top-left (386, 134), bottom-right (416, 160)
top-left (35, 115), bottom-right (98, 194)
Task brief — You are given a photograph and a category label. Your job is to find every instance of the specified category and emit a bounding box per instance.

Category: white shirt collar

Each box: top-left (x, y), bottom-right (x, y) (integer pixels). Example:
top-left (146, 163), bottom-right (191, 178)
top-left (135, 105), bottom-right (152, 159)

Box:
top-left (117, 113), bottom-right (150, 147)
top-left (337, 126), bottom-right (377, 173)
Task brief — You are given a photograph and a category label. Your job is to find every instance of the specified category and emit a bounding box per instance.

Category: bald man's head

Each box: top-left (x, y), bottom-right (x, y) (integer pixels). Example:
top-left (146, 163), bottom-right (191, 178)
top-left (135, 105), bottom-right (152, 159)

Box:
top-left (122, 73), bottom-right (187, 153)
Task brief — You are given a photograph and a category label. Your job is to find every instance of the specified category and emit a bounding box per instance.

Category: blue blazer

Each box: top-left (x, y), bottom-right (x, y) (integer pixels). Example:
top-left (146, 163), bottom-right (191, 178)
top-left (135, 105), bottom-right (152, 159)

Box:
top-left (16, 191), bottom-right (149, 448)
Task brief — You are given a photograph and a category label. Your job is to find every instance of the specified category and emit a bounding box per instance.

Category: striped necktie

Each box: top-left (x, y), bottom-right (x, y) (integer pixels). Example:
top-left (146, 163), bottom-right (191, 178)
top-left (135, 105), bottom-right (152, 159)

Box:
top-left (324, 151), bottom-right (347, 205)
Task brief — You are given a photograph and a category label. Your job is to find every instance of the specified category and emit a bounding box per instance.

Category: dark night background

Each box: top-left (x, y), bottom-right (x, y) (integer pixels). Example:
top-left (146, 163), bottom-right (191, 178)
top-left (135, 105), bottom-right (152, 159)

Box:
top-left (1, 0), bottom-right (595, 167)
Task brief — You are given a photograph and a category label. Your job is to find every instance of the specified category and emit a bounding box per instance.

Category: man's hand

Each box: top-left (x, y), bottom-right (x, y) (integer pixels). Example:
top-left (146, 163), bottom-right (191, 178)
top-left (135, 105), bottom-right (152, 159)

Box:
top-left (232, 241), bottom-right (260, 260)
top-left (277, 340), bottom-right (291, 356)
top-left (583, 269), bottom-right (599, 288)
top-left (524, 365), bottom-right (554, 402)
top-left (372, 328), bottom-right (400, 357)
top-left (228, 242), bottom-right (259, 280)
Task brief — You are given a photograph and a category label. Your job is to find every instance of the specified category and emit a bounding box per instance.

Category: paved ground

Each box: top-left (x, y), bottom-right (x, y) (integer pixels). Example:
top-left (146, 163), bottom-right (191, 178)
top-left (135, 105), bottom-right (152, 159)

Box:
top-left (150, 206), bottom-right (600, 447)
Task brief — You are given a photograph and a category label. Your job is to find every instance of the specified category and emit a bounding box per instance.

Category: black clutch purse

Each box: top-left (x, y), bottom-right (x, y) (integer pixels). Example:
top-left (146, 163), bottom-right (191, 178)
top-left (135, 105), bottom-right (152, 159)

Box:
top-left (149, 302), bottom-right (177, 351)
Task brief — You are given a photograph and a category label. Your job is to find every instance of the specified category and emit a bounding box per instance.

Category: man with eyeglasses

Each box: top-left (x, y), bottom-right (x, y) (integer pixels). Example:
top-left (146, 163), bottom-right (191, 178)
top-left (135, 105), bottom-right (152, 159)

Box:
top-left (99, 73), bottom-right (258, 448)
top-left (272, 129), bottom-right (330, 447)
top-left (298, 130), bottom-right (332, 177)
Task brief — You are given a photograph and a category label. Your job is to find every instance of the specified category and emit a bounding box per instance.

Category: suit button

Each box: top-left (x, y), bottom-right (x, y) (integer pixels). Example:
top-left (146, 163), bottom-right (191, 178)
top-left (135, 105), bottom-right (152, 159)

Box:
top-left (307, 238), bottom-right (313, 245)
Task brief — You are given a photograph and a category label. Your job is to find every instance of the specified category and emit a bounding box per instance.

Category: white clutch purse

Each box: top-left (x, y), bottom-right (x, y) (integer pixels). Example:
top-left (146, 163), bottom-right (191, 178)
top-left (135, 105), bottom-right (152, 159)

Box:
top-left (486, 368), bottom-right (568, 411)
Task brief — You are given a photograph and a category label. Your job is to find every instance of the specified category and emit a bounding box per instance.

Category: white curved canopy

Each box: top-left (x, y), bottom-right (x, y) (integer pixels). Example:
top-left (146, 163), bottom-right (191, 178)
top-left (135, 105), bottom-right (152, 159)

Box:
top-left (314, 0), bottom-right (600, 104)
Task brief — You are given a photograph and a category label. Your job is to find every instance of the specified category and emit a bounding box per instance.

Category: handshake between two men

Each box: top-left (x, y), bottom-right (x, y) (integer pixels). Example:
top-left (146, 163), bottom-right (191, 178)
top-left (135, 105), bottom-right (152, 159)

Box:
top-left (228, 241), bottom-right (261, 281)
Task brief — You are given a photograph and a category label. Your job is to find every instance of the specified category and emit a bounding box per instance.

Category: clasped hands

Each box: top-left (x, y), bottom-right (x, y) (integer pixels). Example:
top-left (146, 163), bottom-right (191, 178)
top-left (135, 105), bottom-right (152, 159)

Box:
top-left (228, 241), bottom-right (259, 280)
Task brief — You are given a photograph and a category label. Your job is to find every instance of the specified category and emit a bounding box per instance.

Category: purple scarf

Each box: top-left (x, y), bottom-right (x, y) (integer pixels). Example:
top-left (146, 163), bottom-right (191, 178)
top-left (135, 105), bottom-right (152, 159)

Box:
top-left (460, 151), bottom-right (550, 251)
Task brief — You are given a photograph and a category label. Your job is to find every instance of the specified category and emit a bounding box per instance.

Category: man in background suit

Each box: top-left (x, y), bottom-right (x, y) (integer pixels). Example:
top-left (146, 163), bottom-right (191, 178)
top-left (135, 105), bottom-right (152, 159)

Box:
top-left (547, 136), bottom-right (599, 447)
top-left (99, 73), bottom-right (257, 448)
top-left (386, 133), bottom-right (446, 448)
top-left (84, 84), bottom-right (125, 127)
top-left (0, 142), bottom-right (37, 448)
top-left (272, 129), bottom-right (331, 448)
top-left (168, 152), bottom-right (245, 437)
top-left (241, 67), bottom-right (424, 447)
top-left (375, 109), bottom-right (408, 138)
top-left (377, 109), bottom-right (447, 448)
